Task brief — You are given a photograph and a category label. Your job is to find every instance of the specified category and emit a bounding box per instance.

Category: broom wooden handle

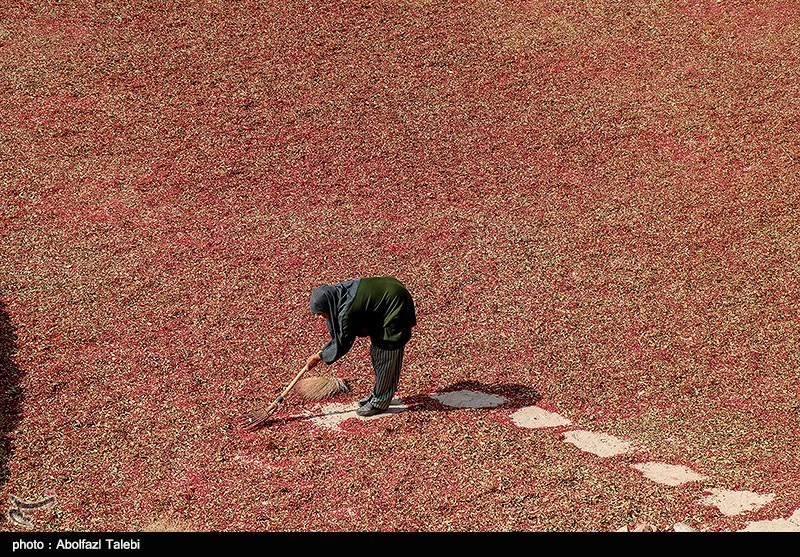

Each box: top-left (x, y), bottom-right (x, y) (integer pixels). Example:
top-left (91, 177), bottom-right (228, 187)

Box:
top-left (276, 364), bottom-right (310, 402)
top-left (239, 364), bottom-right (310, 430)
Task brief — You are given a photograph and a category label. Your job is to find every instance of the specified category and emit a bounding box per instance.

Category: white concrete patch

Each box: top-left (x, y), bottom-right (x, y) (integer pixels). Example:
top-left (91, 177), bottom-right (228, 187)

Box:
top-left (630, 462), bottom-right (708, 486)
top-left (562, 430), bottom-right (633, 457)
top-left (740, 518), bottom-right (800, 532)
top-left (698, 488), bottom-right (775, 516)
top-left (429, 390), bottom-right (506, 408)
top-left (740, 508), bottom-right (800, 532)
top-left (309, 398), bottom-right (408, 430)
top-left (308, 402), bottom-right (358, 431)
top-left (510, 406), bottom-right (572, 429)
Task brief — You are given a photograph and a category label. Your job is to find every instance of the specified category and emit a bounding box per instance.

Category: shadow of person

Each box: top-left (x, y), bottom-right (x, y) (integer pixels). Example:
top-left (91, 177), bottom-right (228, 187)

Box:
top-left (402, 379), bottom-right (541, 413)
top-left (0, 297), bottom-right (24, 489)
top-left (242, 379), bottom-right (541, 428)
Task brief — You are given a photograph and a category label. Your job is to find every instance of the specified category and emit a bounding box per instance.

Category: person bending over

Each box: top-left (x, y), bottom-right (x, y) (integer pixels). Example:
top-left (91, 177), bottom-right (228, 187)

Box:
top-left (306, 276), bottom-right (417, 417)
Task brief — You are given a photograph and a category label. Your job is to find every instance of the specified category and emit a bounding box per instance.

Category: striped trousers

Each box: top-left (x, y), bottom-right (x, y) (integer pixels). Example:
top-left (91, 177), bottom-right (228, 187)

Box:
top-left (368, 344), bottom-right (404, 410)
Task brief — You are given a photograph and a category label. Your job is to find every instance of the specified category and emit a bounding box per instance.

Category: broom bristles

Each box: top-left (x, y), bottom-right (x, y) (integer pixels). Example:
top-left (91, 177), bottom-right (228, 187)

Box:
top-left (295, 375), bottom-right (349, 401)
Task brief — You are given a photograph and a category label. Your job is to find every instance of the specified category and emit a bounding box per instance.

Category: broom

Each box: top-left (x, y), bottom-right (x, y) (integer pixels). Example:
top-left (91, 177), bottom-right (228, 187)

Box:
top-left (296, 374), bottom-right (349, 401)
top-left (238, 364), bottom-right (348, 430)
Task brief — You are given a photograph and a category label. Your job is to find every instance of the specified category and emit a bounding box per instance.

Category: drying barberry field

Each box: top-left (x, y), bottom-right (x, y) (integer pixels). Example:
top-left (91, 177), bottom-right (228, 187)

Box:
top-left (1, 0), bottom-right (799, 533)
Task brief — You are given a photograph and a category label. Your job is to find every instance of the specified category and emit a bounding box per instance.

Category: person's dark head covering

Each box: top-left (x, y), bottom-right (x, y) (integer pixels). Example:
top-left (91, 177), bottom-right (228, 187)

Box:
top-left (310, 285), bottom-right (339, 317)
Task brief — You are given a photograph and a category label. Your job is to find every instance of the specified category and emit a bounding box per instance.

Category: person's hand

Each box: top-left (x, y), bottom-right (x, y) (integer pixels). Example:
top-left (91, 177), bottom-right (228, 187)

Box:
top-left (306, 352), bottom-right (323, 370)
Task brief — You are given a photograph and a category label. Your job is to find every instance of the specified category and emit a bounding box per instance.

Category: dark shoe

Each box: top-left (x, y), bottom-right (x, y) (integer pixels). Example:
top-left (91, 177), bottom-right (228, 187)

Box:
top-left (358, 394), bottom-right (373, 407)
top-left (356, 402), bottom-right (386, 417)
